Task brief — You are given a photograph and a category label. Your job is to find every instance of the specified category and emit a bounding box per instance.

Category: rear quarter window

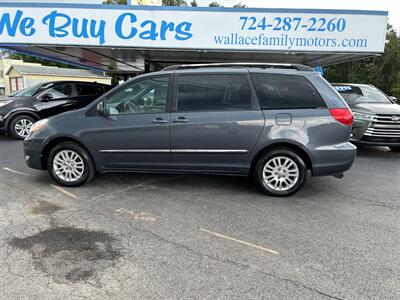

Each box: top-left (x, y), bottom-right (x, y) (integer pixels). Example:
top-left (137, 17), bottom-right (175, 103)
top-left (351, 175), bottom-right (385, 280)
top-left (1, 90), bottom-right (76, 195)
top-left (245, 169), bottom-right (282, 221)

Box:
top-left (76, 84), bottom-right (102, 96)
top-left (251, 73), bottom-right (326, 109)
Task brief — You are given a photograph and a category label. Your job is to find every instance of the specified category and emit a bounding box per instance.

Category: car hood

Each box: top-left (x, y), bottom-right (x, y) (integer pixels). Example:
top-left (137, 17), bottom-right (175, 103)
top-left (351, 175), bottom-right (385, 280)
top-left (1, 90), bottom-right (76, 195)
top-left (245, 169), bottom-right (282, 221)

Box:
top-left (350, 103), bottom-right (400, 115)
top-left (0, 96), bottom-right (15, 102)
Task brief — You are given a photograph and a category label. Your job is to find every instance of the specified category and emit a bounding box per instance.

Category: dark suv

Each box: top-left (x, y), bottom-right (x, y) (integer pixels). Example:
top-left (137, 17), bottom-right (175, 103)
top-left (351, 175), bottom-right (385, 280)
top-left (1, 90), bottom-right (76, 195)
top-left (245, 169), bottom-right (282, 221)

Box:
top-left (0, 81), bottom-right (111, 139)
top-left (332, 83), bottom-right (400, 151)
top-left (23, 64), bottom-right (356, 197)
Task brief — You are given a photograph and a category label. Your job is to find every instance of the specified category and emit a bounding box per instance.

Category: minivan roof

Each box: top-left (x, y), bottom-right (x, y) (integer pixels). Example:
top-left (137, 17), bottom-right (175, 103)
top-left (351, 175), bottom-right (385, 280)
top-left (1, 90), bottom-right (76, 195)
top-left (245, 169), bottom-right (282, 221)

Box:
top-left (163, 63), bottom-right (314, 72)
top-left (139, 67), bottom-right (317, 79)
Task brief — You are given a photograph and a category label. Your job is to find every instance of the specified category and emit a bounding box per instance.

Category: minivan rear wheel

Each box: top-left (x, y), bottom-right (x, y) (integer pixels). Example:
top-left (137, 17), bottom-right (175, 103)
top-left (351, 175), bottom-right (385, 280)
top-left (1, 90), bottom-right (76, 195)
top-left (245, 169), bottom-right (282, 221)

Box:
top-left (253, 148), bottom-right (306, 197)
top-left (47, 142), bottom-right (95, 187)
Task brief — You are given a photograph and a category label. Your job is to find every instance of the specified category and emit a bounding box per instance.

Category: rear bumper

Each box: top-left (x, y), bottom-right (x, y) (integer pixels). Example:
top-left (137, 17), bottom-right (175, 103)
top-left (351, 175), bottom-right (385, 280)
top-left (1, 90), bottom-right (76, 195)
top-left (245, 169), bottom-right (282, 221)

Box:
top-left (23, 138), bottom-right (45, 170)
top-left (311, 142), bottom-right (357, 176)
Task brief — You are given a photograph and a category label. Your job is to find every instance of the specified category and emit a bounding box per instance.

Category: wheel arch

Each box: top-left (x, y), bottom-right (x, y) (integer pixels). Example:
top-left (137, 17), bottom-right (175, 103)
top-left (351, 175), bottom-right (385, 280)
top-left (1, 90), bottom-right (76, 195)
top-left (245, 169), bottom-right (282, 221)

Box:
top-left (41, 136), bottom-right (96, 171)
top-left (250, 142), bottom-right (313, 176)
top-left (6, 110), bottom-right (40, 134)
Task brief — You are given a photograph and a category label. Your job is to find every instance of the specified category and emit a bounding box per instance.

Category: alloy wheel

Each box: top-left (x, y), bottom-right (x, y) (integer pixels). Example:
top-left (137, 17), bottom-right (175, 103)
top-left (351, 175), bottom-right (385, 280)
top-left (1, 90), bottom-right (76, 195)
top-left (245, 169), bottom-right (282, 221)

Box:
top-left (53, 150), bottom-right (85, 182)
top-left (262, 156), bottom-right (300, 192)
top-left (14, 118), bottom-right (34, 138)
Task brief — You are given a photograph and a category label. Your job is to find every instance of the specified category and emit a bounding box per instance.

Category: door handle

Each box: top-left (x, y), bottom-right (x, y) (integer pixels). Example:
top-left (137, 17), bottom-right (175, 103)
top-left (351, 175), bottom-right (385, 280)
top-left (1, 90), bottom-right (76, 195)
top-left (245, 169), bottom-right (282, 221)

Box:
top-left (152, 118), bottom-right (168, 124)
top-left (173, 116), bottom-right (189, 123)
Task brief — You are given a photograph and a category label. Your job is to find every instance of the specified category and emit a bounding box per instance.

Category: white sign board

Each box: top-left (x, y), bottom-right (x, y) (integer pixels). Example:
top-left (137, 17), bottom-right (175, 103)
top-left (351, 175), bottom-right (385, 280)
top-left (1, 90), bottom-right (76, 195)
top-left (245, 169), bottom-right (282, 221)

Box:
top-left (0, 3), bottom-right (388, 53)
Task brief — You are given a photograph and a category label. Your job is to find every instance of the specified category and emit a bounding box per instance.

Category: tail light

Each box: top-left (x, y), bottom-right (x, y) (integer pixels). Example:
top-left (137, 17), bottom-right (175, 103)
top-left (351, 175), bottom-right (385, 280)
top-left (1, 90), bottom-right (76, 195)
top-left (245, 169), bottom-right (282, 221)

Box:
top-left (329, 108), bottom-right (353, 126)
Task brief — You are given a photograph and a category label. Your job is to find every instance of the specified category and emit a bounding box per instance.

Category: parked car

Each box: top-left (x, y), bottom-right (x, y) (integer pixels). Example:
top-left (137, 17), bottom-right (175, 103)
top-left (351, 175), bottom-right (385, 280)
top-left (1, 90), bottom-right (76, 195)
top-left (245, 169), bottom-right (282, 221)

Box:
top-left (332, 83), bottom-right (400, 152)
top-left (23, 63), bottom-right (356, 197)
top-left (0, 81), bottom-right (111, 139)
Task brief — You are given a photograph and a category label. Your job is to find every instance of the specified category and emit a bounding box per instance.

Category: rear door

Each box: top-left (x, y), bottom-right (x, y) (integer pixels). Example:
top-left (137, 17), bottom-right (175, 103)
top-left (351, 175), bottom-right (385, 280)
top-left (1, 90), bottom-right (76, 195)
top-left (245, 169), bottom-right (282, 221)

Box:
top-left (170, 72), bottom-right (265, 172)
top-left (75, 83), bottom-right (105, 108)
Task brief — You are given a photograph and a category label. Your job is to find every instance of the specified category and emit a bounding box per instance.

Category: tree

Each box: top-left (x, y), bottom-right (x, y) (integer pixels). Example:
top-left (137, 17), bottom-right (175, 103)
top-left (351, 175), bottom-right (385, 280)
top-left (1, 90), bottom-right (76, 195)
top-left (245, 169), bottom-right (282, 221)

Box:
top-left (209, 1), bottom-right (221, 7)
top-left (162, 0), bottom-right (188, 5)
top-left (190, 0), bottom-right (197, 6)
top-left (233, 2), bottom-right (247, 8)
top-left (324, 24), bottom-right (400, 98)
top-left (102, 0), bottom-right (127, 4)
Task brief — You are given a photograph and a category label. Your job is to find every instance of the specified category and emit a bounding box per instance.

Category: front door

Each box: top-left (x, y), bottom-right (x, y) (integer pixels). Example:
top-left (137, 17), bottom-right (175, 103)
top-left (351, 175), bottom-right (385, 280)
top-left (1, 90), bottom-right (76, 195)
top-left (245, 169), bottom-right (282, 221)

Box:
top-left (170, 73), bottom-right (265, 172)
top-left (91, 76), bottom-right (172, 170)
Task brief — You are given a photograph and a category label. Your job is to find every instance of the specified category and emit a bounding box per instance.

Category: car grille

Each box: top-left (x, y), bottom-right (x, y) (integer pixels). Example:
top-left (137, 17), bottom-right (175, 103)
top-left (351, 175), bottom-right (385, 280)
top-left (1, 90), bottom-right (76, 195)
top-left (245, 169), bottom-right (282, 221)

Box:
top-left (362, 114), bottom-right (400, 142)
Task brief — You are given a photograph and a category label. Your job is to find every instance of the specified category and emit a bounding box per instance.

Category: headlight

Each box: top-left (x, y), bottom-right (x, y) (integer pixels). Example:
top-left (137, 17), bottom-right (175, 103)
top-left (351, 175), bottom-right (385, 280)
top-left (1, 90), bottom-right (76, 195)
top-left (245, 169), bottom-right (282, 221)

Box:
top-left (0, 100), bottom-right (13, 107)
top-left (30, 119), bottom-right (48, 133)
top-left (353, 112), bottom-right (375, 121)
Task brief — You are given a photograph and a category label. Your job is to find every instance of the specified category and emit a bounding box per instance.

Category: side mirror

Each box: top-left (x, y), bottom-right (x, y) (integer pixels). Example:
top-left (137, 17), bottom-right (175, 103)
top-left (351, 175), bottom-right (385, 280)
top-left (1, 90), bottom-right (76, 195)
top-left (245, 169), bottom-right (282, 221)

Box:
top-left (96, 101), bottom-right (106, 116)
top-left (389, 96), bottom-right (398, 103)
top-left (41, 93), bottom-right (54, 101)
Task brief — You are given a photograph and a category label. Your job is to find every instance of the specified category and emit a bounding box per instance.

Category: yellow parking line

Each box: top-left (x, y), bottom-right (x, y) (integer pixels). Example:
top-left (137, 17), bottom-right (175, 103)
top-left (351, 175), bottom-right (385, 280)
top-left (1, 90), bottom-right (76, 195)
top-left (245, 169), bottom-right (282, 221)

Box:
top-left (200, 228), bottom-right (279, 255)
top-left (3, 167), bottom-right (30, 176)
top-left (50, 184), bottom-right (77, 199)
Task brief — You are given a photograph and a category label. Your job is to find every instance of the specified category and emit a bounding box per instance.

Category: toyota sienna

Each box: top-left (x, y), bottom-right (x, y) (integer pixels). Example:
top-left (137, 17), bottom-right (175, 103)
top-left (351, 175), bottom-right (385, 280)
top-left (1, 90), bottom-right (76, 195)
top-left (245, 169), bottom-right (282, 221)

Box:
top-left (24, 64), bottom-right (356, 197)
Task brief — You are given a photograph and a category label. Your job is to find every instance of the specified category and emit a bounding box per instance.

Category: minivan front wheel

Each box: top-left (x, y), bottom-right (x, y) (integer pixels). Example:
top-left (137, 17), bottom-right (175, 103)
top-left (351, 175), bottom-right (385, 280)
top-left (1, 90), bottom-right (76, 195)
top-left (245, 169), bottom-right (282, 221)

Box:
top-left (254, 148), bottom-right (306, 197)
top-left (47, 142), bottom-right (95, 187)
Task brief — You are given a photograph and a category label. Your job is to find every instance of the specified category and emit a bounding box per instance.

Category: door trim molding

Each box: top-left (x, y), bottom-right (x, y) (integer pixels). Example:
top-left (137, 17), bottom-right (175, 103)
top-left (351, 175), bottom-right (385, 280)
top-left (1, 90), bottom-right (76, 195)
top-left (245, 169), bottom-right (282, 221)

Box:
top-left (100, 149), bottom-right (170, 153)
top-left (171, 149), bottom-right (248, 153)
top-left (99, 149), bottom-right (248, 154)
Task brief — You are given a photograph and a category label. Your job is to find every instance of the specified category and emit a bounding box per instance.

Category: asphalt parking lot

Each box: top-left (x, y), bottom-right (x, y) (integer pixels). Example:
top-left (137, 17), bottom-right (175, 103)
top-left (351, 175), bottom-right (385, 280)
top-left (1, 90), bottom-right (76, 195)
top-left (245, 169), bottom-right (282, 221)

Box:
top-left (0, 135), bottom-right (399, 299)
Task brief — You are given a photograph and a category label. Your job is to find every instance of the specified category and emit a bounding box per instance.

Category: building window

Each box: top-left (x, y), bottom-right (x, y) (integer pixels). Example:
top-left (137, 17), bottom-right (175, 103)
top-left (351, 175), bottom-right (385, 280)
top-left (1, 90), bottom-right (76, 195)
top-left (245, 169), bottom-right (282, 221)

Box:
top-left (10, 77), bottom-right (24, 93)
top-left (0, 88), bottom-right (5, 96)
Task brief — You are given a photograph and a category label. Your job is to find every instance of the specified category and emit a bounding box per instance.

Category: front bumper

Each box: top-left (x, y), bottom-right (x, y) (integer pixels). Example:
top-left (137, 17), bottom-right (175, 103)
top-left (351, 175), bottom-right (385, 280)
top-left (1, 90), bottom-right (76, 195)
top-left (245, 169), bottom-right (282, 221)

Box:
top-left (349, 113), bottom-right (400, 146)
top-left (311, 142), bottom-right (357, 176)
top-left (23, 137), bottom-right (45, 170)
top-left (354, 136), bottom-right (400, 146)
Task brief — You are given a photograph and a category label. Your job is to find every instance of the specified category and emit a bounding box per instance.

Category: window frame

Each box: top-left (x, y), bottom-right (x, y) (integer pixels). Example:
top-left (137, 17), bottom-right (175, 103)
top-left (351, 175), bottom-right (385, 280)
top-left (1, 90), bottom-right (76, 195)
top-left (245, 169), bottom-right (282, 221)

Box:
top-left (36, 83), bottom-right (76, 101)
top-left (102, 74), bottom-right (173, 117)
top-left (75, 83), bottom-right (102, 97)
top-left (172, 72), bottom-right (260, 113)
top-left (250, 72), bottom-right (326, 110)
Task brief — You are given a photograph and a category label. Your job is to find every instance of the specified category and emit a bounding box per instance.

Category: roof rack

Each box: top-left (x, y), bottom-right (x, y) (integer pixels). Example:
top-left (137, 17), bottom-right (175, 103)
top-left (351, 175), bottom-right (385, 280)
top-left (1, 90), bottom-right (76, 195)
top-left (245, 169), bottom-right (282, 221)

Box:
top-left (162, 63), bottom-right (314, 72)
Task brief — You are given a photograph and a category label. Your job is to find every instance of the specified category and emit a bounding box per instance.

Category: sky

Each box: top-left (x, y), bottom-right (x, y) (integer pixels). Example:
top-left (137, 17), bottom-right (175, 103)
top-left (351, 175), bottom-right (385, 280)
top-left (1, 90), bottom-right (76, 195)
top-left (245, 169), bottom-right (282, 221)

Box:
top-left (4, 0), bottom-right (398, 30)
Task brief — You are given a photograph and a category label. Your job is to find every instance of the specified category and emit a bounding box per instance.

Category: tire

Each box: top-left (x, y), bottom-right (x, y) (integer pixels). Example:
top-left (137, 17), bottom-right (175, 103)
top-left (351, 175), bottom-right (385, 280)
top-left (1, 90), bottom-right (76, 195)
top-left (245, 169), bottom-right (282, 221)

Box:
top-left (9, 114), bottom-right (36, 140)
top-left (47, 142), bottom-right (95, 187)
top-left (389, 146), bottom-right (400, 152)
top-left (253, 148), bottom-right (307, 197)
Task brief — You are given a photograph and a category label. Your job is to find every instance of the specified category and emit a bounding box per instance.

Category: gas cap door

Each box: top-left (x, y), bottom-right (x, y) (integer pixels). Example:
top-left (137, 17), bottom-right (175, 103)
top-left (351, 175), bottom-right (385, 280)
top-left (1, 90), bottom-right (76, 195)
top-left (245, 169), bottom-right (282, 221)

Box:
top-left (275, 113), bottom-right (292, 125)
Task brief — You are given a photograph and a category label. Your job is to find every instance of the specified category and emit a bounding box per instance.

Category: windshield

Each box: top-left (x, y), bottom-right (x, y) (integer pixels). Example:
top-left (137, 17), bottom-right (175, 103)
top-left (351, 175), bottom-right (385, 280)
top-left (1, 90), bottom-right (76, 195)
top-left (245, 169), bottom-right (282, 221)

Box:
top-left (12, 83), bottom-right (47, 97)
top-left (333, 85), bottom-right (392, 104)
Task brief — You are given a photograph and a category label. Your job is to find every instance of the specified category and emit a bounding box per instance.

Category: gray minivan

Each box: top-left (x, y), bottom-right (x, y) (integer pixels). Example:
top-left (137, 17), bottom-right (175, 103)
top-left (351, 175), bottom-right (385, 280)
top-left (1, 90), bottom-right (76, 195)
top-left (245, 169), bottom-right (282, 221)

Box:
top-left (23, 63), bottom-right (356, 197)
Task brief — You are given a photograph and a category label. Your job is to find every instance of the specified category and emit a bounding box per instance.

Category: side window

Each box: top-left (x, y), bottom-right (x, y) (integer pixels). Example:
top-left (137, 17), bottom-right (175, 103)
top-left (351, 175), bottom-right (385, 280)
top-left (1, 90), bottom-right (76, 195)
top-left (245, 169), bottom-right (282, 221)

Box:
top-left (95, 86), bottom-right (105, 95)
top-left (39, 84), bottom-right (74, 101)
top-left (177, 74), bottom-right (252, 112)
top-left (252, 74), bottom-right (326, 109)
top-left (76, 84), bottom-right (97, 96)
top-left (105, 76), bottom-right (169, 115)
